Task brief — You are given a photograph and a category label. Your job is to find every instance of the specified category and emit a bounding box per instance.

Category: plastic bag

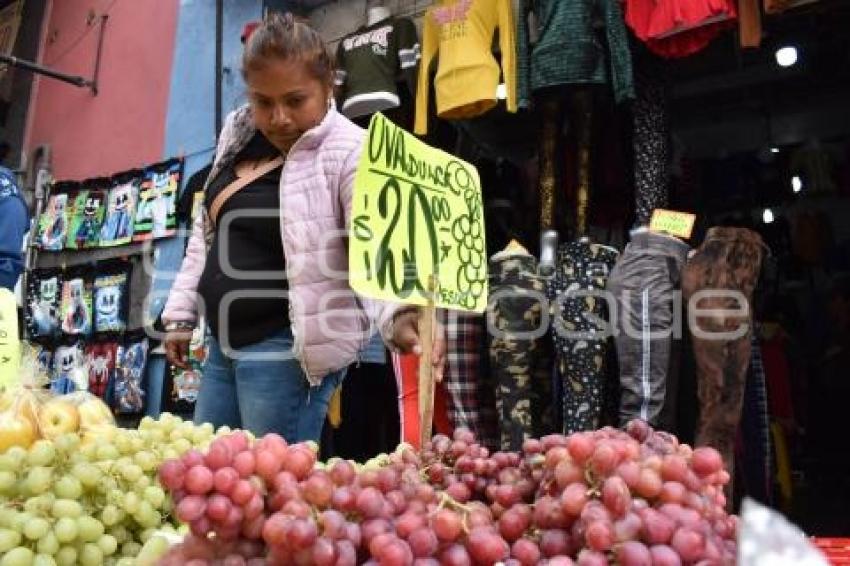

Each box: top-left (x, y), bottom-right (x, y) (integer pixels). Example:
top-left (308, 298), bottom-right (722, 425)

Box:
top-left (738, 498), bottom-right (829, 566)
top-left (0, 344), bottom-right (49, 451)
top-left (1, 344), bottom-right (117, 450)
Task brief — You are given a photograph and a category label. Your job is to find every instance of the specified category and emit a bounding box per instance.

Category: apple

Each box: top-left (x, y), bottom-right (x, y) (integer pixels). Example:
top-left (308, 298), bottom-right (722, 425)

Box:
top-left (38, 400), bottom-right (80, 439)
top-left (0, 414), bottom-right (37, 452)
top-left (77, 398), bottom-right (114, 429)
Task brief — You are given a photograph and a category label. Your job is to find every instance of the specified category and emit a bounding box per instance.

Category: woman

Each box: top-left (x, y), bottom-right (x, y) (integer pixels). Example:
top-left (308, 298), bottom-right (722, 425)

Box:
top-left (163, 14), bottom-right (442, 442)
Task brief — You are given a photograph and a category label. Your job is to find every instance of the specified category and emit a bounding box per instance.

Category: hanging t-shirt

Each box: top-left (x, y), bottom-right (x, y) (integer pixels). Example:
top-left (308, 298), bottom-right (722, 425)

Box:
top-left (415, 0), bottom-right (518, 135)
top-left (60, 269), bottom-right (93, 336)
top-left (335, 17), bottom-right (420, 119)
top-left (133, 159), bottom-right (182, 241)
top-left (112, 332), bottom-right (148, 414)
top-left (85, 338), bottom-right (118, 399)
top-left (26, 269), bottom-right (63, 340)
top-left (37, 183), bottom-right (75, 251)
top-left (52, 338), bottom-right (86, 395)
top-left (93, 264), bottom-right (131, 333)
top-left (100, 171), bottom-right (141, 246)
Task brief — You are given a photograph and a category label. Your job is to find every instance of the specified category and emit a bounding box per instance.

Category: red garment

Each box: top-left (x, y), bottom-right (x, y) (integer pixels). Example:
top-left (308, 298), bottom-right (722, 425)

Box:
top-left (392, 353), bottom-right (451, 449)
top-left (625, 0), bottom-right (737, 58)
top-left (760, 335), bottom-right (795, 424)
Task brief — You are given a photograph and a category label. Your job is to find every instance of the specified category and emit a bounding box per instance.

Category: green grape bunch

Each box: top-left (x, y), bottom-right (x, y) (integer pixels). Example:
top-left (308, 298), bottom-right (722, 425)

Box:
top-left (0, 413), bottom-right (221, 566)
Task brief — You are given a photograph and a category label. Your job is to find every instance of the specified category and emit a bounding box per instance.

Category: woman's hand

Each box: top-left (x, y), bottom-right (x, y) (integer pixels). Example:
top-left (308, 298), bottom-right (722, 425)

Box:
top-left (165, 329), bottom-right (194, 369)
top-left (389, 308), bottom-right (446, 382)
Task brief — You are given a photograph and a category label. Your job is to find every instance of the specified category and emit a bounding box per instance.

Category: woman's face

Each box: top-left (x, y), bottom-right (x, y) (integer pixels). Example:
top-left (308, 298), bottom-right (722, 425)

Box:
top-left (245, 58), bottom-right (331, 153)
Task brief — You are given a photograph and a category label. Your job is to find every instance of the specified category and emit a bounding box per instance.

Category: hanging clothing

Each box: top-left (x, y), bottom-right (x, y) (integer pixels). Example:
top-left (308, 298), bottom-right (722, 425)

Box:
top-left (334, 17), bottom-right (420, 119)
top-left (607, 230), bottom-right (690, 429)
top-left (624, 0), bottom-right (737, 59)
top-left (682, 227), bottom-right (765, 499)
top-left (517, 0), bottom-right (635, 107)
top-left (632, 52), bottom-right (671, 226)
top-left (736, 330), bottom-right (773, 505)
top-left (489, 244), bottom-right (551, 450)
top-left (547, 239), bottom-right (619, 434)
top-left (415, 0), bottom-right (517, 135)
top-left (442, 310), bottom-right (486, 438)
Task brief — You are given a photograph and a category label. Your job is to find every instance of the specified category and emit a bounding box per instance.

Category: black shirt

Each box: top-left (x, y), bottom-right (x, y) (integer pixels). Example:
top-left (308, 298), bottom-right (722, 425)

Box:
top-left (197, 133), bottom-right (289, 349)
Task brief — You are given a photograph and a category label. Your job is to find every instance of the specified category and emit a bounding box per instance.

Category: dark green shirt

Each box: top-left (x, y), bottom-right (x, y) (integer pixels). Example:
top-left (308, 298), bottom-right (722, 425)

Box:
top-left (517, 0), bottom-right (635, 106)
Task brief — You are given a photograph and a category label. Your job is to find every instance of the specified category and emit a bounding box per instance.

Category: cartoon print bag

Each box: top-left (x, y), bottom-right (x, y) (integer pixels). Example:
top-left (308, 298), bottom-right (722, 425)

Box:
top-left (112, 332), bottom-right (148, 414)
top-left (85, 338), bottom-right (118, 399)
top-left (100, 171), bottom-right (140, 246)
top-left (52, 338), bottom-right (87, 395)
top-left (133, 159), bottom-right (182, 242)
top-left (59, 269), bottom-right (93, 336)
top-left (93, 263), bottom-right (131, 333)
top-left (36, 182), bottom-right (76, 251)
top-left (66, 179), bottom-right (108, 249)
top-left (26, 269), bottom-right (63, 340)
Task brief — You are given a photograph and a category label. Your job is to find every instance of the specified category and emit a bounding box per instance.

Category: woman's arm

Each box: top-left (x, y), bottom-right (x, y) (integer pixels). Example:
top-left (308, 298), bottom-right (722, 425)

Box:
top-left (161, 210), bottom-right (207, 325)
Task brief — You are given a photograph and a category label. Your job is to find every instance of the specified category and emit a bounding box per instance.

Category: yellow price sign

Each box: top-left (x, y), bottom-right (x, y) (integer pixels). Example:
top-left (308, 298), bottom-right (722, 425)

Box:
top-left (0, 288), bottom-right (20, 388)
top-left (349, 113), bottom-right (488, 312)
top-left (649, 209), bottom-right (697, 239)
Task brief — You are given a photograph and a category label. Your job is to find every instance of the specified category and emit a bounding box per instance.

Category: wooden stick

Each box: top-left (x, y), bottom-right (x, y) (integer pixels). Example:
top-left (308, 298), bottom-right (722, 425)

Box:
top-left (418, 275), bottom-right (437, 449)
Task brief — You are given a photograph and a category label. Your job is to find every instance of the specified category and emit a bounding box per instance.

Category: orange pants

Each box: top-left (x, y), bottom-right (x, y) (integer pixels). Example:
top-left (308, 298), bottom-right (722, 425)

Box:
top-left (391, 353), bottom-right (451, 449)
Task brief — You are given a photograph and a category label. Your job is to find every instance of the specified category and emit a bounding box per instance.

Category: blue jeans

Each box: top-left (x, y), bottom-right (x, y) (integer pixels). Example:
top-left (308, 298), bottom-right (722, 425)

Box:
top-left (193, 328), bottom-right (343, 443)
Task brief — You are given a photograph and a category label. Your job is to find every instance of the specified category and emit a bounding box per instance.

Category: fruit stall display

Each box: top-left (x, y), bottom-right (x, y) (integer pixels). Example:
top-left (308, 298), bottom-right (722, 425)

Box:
top-left (154, 420), bottom-right (737, 565)
top-left (0, 396), bottom-right (218, 566)
top-left (0, 389), bottom-right (739, 566)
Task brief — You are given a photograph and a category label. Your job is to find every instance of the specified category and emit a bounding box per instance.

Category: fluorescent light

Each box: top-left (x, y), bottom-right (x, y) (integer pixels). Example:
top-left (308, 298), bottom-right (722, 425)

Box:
top-left (496, 83), bottom-right (507, 100)
top-left (775, 46), bottom-right (798, 67)
top-left (763, 208), bottom-right (775, 224)
top-left (792, 176), bottom-right (803, 193)
top-left (771, 147), bottom-right (780, 154)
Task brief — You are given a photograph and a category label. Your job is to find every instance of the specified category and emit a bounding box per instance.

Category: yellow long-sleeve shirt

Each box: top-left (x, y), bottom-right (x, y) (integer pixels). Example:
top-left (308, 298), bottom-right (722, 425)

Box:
top-left (415, 0), bottom-right (517, 135)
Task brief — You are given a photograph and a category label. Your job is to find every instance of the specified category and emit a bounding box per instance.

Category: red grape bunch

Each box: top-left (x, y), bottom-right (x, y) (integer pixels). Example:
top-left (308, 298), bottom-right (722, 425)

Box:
top-left (155, 420), bottom-right (738, 565)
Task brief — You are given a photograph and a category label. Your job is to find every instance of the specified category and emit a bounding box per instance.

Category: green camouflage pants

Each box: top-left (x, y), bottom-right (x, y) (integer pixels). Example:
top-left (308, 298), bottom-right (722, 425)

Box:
top-left (489, 250), bottom-right (554, 450)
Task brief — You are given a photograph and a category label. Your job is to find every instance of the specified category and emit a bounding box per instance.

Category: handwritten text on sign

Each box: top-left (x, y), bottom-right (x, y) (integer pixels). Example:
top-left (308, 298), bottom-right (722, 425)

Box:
top-left (0, 288), bottom-right (20, 388)
top-left (649, 209), bottom-right (697, 239)
top-left (349, 113), bottom-right (487, 312)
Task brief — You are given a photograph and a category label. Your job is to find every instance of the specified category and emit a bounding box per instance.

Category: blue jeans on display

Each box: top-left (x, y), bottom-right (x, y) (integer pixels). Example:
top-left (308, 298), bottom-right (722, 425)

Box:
top-left (193, 328), bottom-right (343, 443)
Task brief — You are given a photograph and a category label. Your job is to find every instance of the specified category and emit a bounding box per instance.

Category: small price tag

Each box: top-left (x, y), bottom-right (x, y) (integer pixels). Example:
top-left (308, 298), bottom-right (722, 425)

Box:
top-left (649, 209), bottom-right (696, 239)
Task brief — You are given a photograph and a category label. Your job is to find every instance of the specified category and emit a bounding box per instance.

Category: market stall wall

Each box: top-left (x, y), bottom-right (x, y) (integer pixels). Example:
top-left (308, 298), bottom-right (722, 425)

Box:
top-left (24, 0), bottom-right (179, 180)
